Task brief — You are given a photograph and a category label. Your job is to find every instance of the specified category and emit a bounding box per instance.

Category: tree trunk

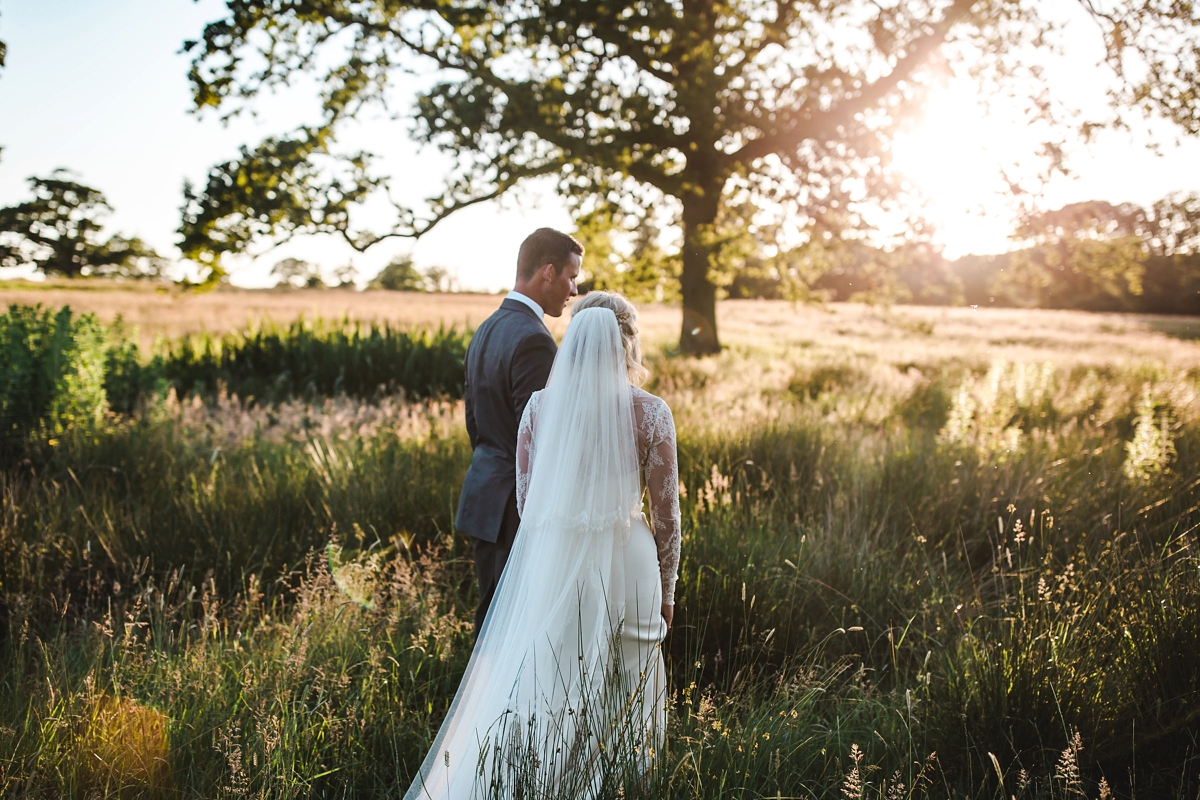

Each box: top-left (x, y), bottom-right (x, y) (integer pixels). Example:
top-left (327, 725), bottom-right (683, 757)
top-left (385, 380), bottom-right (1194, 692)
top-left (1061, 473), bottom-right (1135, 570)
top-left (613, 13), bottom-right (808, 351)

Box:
top-left (679, 189), bottom-right (722, 355)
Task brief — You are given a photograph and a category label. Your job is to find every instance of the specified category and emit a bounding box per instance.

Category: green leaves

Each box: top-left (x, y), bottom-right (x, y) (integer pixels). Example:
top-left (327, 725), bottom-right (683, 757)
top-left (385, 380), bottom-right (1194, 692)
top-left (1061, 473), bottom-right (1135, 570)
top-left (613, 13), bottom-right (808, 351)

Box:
top-left (0, 305), bottom-right (112, 456)
top-left (179, 128), bottom-right (378, 284)
top-left (182, 1), bottom-right (1200, 350)
top-left (1082, 0), bottom-right (1200, 136)
top-left (998, 197), bottom-right (1200, 312)
top-left (573, 201), bottom-right (681, 303)
top-left (156, 317), bottom-right (469, 402)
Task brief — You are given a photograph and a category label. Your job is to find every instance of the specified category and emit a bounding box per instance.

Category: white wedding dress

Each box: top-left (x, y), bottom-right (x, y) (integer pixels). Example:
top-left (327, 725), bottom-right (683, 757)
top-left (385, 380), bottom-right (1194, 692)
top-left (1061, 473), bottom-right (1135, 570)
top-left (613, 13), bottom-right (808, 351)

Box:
top-left (404, 308), bottom-right (681, 800)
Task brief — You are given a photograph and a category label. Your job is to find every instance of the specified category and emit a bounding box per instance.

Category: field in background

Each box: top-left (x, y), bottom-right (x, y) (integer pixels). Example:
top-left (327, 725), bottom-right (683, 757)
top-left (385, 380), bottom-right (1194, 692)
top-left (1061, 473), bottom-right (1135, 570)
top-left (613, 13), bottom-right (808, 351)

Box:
top-left (2, 283), bottom-right (1198, 367)
top-left (1, 286), bottom-right (1198, 798)
top-left (0, 285), bottom-right (505, 349)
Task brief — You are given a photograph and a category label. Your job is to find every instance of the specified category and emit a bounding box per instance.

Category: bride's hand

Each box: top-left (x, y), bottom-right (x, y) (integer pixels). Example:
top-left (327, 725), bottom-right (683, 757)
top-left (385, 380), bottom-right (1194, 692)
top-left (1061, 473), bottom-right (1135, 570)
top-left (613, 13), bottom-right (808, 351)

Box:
top-left (661, 602), bottom-right (674, 629)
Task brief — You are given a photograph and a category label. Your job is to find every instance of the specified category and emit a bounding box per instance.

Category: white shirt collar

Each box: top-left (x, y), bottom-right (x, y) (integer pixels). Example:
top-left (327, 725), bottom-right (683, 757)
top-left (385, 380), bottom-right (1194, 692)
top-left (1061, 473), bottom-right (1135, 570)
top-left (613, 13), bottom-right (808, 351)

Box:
top-left (506, 290), bottom-right (544, 319)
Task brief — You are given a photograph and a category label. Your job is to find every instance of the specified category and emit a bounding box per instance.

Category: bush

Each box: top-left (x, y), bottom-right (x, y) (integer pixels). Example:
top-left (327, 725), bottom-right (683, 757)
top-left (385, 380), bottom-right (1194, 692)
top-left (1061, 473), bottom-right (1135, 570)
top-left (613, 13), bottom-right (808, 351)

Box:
top-left (5, 302), bottom-right (472, 410)
top-left (1, 306), bottom-right (472, 463)
top-left (0, 305), bottom-right (165, 460)
top-left (0, 305), bottom-right (110, 455)
top-left (157, 317), bottom-right (470, 402)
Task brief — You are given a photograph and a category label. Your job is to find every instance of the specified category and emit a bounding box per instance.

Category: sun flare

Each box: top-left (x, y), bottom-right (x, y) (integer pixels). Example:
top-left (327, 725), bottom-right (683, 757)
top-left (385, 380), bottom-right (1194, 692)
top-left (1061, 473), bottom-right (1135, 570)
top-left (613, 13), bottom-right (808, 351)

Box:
top-left (890, 85), bottom-right (1033, 258)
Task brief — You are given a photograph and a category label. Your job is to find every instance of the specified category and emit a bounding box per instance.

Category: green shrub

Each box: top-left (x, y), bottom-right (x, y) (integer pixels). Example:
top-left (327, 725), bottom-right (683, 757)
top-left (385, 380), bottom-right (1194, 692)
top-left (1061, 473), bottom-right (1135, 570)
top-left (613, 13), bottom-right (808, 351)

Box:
top-left (1, 307), bottom-right (472, 461)
top-left (157, 317), bottom-right (470, 402)
top-left (893, 374), bottom-right (954, 430)
top-left (102, 317), bottom-right (163, 416)
top-left (0, 305), bottom-right (165, 459)
top-left (0, 304), bottom-right (109, 455)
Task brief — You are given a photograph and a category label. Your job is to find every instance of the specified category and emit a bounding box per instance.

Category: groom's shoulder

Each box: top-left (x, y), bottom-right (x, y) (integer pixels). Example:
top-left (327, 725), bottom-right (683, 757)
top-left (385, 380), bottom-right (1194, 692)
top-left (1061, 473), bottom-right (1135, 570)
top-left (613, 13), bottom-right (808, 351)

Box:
top-left (475, 301), bottom-right (552, 350)
top-left (504, 301), bottom-right (554, 335)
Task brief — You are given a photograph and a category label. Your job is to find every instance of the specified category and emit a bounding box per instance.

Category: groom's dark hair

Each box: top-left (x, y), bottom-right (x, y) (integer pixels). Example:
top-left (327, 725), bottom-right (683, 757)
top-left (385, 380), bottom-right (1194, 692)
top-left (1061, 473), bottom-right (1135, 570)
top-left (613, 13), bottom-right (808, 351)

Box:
top-left (516, 228), bottom-right (584, 281)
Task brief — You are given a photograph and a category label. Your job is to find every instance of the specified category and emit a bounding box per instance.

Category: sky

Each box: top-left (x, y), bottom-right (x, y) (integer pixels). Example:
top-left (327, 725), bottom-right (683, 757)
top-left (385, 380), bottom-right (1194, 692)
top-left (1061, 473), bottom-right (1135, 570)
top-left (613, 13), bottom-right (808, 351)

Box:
top-left (1, 1), bottom-right (1199, 291)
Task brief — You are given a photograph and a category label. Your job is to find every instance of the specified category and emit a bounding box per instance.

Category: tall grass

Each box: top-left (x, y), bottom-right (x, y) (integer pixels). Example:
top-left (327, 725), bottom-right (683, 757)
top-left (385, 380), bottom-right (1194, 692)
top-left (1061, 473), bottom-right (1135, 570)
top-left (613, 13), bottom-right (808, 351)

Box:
top-left (157, 318), bottom-right (470, 403)
top-left (1, 304), bottom-right (472, 467)
top-left (0, 316), bottom-right (1198, 798)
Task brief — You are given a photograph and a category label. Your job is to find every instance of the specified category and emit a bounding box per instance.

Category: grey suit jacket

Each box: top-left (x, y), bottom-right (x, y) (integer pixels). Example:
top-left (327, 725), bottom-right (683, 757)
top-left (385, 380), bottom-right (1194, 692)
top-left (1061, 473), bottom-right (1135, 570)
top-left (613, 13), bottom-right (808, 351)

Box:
top-left (455, 298), bottom-right (557, 542)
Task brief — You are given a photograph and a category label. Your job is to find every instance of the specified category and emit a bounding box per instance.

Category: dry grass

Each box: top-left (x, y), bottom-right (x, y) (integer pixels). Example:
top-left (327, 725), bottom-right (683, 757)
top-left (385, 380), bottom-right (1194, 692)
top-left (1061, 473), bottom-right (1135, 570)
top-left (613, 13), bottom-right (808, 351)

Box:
top-left (0, 286), bottom-right (504, 350)
top-left (2, 284), bottom-right (1198, 797)
top-left (74, 693), bottom-right (173, 797)
top-left (704, 302), bottom-right (1200, 371)
top-left (2, 284), bottom-right (1198, 370)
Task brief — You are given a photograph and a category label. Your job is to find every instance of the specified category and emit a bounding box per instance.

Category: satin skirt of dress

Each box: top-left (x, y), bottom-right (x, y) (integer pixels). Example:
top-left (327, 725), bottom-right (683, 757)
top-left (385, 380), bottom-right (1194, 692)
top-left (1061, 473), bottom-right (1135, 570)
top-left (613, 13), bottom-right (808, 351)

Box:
top-left (403, 515), bottom-right (668, 800)
top-left (612, 514), bottom-right (668, 765)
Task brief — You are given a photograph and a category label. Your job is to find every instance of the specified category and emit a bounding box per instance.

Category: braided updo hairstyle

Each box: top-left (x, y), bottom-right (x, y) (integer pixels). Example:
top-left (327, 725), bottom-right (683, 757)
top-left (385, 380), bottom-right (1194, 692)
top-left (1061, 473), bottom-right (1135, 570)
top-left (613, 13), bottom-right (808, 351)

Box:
top-left (571, 291), bottom-right (649, 385)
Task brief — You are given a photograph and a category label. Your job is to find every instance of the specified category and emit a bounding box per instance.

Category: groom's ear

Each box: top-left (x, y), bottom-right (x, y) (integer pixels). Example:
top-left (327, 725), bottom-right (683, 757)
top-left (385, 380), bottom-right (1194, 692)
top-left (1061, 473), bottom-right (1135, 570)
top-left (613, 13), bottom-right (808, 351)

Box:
top-left (535, 262), bottom-right (557, 283)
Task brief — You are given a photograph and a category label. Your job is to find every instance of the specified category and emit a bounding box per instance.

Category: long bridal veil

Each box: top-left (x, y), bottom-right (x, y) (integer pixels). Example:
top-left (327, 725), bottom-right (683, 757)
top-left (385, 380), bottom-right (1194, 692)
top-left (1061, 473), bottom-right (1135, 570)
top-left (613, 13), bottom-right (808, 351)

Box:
top-left (405, 307), bottom-right (645, 800)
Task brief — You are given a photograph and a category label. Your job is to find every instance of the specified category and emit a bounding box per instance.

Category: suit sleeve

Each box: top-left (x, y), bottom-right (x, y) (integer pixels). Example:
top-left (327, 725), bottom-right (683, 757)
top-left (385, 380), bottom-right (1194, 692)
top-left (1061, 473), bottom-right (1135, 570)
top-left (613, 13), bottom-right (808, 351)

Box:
top-left (463, 358), bottom-right (478, 449)
top-left (511, 331), bottom-right (556, 425)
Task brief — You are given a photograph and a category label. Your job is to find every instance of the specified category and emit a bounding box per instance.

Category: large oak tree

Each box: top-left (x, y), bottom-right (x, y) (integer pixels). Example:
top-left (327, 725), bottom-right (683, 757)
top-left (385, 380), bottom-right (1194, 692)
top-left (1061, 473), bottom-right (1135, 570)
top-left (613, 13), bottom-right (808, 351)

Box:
top-left (183, 0), bottom-right (1200, 352)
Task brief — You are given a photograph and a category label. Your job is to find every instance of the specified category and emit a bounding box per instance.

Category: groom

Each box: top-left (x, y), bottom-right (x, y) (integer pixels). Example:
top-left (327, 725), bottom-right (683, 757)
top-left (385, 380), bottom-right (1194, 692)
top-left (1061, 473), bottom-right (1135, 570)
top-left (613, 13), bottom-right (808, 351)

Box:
top-left (456, 228), bottom-right (582, 634)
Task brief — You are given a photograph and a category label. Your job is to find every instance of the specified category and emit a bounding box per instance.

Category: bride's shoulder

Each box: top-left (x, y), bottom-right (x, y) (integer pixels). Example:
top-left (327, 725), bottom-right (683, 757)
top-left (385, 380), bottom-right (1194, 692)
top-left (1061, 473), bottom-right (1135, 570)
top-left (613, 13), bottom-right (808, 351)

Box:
top-left (521, 389), bottom-right (545, 420)
top-left (631, 386), bottom-right (674, 430)
top-left (631, 385), bottom-right (666, 407)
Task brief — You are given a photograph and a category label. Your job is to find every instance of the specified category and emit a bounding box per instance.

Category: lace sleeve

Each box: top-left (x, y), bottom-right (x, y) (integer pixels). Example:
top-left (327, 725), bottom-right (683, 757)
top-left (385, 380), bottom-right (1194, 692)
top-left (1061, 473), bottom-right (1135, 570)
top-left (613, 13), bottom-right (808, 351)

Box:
top-left (516, 392), bottom-right (540, 517)
top-left (642, 397), bottom-right (681, 606)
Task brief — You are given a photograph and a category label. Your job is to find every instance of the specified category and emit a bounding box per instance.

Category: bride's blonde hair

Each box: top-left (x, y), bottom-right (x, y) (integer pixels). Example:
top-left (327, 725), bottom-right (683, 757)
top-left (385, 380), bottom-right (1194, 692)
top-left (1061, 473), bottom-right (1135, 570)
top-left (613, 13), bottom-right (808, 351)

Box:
top-left (571, 291), bottom-right (648, 385)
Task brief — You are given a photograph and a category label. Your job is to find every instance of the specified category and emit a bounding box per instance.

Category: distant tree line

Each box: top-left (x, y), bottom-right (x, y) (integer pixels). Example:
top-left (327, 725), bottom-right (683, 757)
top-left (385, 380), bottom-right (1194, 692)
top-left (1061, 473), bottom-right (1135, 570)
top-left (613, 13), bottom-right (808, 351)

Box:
top-left (2, 166), bottom-right (1197, 314)
top-left (267, 254), bottom-right (456, 291)
top-left (993, 195), bottom-right (1200, 315)
top-left (269, 257), bottom-right (358, 289)
top-left (843, 195), bottom-right (1200, 315)
top-left (582, 193), bottom-right (1200, 315)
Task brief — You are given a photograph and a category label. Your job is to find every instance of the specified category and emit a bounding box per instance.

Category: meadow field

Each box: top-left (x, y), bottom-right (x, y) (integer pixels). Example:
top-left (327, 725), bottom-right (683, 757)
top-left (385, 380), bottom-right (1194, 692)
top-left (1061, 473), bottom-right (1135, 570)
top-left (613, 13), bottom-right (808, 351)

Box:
top-left (2, 281), bottom-right (1198, 361)
top-left (1, 288), bottom-right (1198, 798)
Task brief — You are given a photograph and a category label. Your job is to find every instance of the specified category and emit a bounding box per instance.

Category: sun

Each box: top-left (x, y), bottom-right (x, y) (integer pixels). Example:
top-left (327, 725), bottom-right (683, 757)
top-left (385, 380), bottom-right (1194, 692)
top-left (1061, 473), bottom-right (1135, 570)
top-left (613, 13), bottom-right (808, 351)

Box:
top-left (890, 84), bottom-right (1031, 258)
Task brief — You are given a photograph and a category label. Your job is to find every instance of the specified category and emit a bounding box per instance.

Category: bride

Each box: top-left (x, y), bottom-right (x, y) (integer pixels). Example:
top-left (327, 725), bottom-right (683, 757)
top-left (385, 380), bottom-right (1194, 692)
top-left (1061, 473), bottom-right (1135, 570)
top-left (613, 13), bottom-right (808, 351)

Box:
top-left (405, 291), bottom-right (681, 800)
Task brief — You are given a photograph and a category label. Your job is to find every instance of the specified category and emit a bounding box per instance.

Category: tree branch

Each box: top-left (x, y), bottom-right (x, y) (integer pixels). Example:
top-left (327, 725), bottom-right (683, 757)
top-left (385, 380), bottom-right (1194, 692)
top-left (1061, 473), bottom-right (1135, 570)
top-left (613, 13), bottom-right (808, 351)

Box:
top-left (728, 0), bottom-right (975, 166)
